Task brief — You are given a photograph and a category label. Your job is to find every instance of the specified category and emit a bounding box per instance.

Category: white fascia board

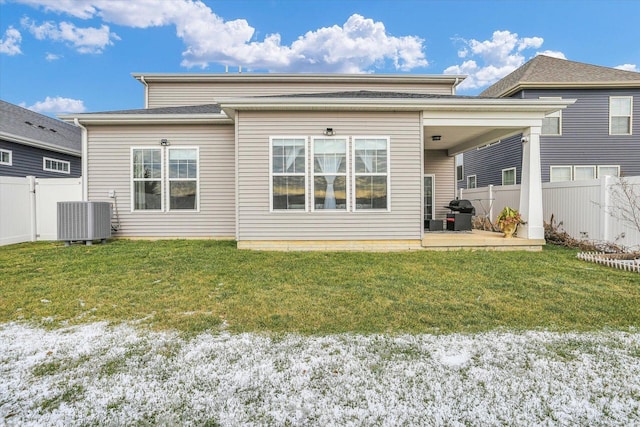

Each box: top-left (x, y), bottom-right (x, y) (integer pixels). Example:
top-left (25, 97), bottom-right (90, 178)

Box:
top-left (219, 97), bottom-right (575, 114)
top-left (500, 81), bottom-right (640, 97)
top-left (132, 73), bottom-right (467, 86)
top-left (59, 113), bottom-right (233, 125)
top-left (0, 131), bottom-right (81, 156)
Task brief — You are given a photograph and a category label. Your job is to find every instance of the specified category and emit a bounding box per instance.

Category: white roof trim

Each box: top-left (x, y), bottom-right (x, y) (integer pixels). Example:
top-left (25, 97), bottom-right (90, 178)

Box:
top-left (59, 113), bottom-right (233, 125)
top-left (0, 131), bottom-right (81, 156)
top-left (132, 73), bottom-right (467, 87)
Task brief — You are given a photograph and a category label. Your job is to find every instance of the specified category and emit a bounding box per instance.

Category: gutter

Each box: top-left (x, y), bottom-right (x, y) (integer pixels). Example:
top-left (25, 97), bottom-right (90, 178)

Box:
top-left (74, 118), bottom-right (89, 201)
top-left (0, 131), bottom-right (81, 157)
top-left (139, 75), bottom-right (149, 108)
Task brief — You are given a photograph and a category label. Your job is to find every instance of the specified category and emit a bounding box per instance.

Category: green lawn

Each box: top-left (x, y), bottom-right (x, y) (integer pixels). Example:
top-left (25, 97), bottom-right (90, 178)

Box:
top-left (1, 240), bottom-right (638, 335)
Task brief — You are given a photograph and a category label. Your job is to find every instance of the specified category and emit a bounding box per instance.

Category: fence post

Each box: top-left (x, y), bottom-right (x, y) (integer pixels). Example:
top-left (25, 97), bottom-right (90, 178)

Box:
top-left (488, 185), bottom-right (494, 222)
top-left (600, 175), bottom-right (611, 243)
top-left (28, 176), bottom-right (37, 242)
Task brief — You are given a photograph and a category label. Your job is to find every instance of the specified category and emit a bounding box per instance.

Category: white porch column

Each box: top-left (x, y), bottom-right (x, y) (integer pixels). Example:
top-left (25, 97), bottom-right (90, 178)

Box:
top-left (518, 127), bottom-right (544, 239)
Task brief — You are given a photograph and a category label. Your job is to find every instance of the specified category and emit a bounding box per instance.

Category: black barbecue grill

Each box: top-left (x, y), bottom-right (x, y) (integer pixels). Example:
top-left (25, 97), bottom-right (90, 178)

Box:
top-left (444, 199), bottom-right (475, 231)
top-left (444, 199), bottom-right (476, 215)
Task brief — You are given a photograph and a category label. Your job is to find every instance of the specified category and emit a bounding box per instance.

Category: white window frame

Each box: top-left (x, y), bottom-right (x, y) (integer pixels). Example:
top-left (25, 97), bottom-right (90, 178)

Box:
top-left (269, 136), bottom-right (308, 212)
top-left (573, 165), bottom-right (597, 181)
top-left (43, 157), bottom-right (70, 174)
top-left (609, 96), bottom-right (633, 135)
top-left (0, 149), bottom-right (12, 166)
top-left (311, 137), bottom-right (349, 212)
top-left (467, 175), bottom-right (477, 189)
top-left (540, 97), bottom-right (563, 136)
top-left (502, 167), bottom-right (517, 186)
top-left (131, 147), bottom-right (164, 212)
top-left (597, 165), bottom-right (620, 178)
top-left (550, 165), bottom-right (573, 182)
top-left (167, 147), bottom-right (200, 212)
top-left (352, 136), bottom-right (391, 212)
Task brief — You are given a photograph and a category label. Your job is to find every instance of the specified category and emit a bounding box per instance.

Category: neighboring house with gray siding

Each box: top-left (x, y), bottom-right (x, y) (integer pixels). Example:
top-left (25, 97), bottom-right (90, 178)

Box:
top-left (61, 73), bottom-right (573, 250)
top-left (0, 100), bottom-right (81, 178)
top-left (459, 56), bottom-right (640, 189)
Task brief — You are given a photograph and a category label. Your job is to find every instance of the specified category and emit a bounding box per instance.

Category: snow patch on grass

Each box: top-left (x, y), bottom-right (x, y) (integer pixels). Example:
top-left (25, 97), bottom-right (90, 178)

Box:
top-left (1, 322), bottom-right (639, 425)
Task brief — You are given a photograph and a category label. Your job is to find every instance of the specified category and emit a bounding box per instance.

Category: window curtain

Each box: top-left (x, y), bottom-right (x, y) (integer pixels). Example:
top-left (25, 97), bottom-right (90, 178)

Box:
top-left (316, 155), bottom-right (342, 209)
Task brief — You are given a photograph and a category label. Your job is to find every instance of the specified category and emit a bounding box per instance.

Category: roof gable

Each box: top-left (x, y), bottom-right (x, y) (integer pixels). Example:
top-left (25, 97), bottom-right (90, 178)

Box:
top-left (481, 56), bottom-right (640, 97)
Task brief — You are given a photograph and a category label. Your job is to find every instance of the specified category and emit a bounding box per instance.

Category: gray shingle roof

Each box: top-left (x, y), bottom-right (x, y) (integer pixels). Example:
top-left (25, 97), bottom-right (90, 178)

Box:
top-left (270, 90), bottom-right (489, 99)
top-left (481, 55), bottom-right (640, 97)
top-left (0, 100), bottom-right (81, 154)
top-left (94, 104), bottom-right (222, 115)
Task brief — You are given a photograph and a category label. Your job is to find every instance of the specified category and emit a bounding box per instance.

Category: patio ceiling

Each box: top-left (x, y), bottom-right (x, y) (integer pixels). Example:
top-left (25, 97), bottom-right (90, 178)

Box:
top-left (423, 124), bottom-right (525, 155)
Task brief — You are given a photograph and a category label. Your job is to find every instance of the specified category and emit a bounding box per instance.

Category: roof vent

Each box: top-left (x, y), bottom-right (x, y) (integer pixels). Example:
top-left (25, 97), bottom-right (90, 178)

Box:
top-left (25, 121), bottom-right (33, 126)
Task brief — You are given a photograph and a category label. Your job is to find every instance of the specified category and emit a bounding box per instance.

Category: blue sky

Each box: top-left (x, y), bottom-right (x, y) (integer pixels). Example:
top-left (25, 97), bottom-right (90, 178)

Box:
top-left (1, 0), bottom-right (639, 116)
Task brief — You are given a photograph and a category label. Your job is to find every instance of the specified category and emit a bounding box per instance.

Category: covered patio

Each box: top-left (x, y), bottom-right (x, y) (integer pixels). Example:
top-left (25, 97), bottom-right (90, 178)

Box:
top-left (421, 97), bottom-right (574, 249)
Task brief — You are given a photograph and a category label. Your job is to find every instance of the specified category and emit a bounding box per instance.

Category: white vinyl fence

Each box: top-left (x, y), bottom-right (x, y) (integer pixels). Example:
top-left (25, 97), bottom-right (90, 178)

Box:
top-left (0, 176), bottom-right (82, 246)
top-left (460, 176), bottom-right (640, 250)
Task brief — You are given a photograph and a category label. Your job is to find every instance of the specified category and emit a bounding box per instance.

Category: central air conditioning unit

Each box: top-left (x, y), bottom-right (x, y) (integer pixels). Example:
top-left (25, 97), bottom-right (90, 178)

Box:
top-left (57, 201), bottom-right (112, 246)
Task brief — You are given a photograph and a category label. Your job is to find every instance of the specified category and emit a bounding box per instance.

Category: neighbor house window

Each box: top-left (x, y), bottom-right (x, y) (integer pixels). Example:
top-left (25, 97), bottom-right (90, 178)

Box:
top-left (313, 138), bottom-right (347, 210)
top-left (456, 164), bottom-right (463, 181)
top-left (0, 149), bottom-right (11, 165)
top-left (574, 165), bottom-right (596, 181)
top-left (467, 175), bottom-right (477, 189)
top-left (540, 97), bottom-right (562, 135)
top-left (271, 137), bottom-right (306, 210)
top-left (550, 166), bottom-right (572, 182)
top-left (353, 137), bottom-right (389, 210)
top-left (598, 165), bottom-right (620, 177)
top-left (610, 96), bottom-right (632, 135)
top-left (502, 167), bottom-right (516, 186)
top-left (132, 148), bottom-right (162, 210)
top-left (43, 157), bottom-right (70, 174)
top-left (168, 148), bottom-right (198, 210)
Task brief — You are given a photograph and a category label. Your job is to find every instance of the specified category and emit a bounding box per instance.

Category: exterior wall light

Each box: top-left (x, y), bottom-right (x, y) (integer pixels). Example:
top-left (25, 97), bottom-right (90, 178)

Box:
top-left (431, 135), bottom-right (442, 141)
top-left (323, 128), bottom-right (336, 136)
top-left (160, 139), bottom-right (170, 146)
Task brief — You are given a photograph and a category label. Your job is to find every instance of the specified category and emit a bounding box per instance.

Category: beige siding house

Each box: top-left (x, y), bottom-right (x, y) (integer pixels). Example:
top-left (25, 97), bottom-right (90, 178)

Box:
top-left (62, 73), bottom-right (574, 250)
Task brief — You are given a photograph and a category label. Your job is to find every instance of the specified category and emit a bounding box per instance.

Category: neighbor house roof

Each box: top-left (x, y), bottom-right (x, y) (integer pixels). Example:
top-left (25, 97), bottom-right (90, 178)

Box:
top-left (0, 100), bottom-right (82, 156)
top-left (481, 55), bottom-right (640, 98)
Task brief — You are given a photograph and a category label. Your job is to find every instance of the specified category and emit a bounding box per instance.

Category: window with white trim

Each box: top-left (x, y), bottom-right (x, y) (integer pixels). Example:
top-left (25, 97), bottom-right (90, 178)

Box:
top-left (502, 167), bottom-right (516, 186)
top-left (313, 138), bottom-right (347, 210)
top-left (597, 165), bottom-right (620, 178)
top-left (550, 166), bottom-right (572, 182)
top-left (353, 137), bottom-right (389, 210)
top-left (168, 148), bottom-right (199, 210)
top-left (467, 175), bottom-right (477, 189)
top-left (132, 148), bottom-right (163, 210)
top-left (43, 157), bottom-right (70, 174)
top-left (610, 96), bottom-right (632, 135)
top-left (574, 165), bottom-right (596, 181)
top-left (271, 137), bottom-right (306, 210)
top-left (0, 149), bottom-right (11, 165)
top-left (540, 97), bottom-right (562, 135)
top-left (456, 164), bottom-right (463, 181)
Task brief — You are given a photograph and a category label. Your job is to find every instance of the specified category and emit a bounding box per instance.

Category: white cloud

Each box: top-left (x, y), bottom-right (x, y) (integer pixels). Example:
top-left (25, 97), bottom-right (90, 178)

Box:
top-left (0, 26), bottom-right (23, 55)
top-left (45, 52), bottom-right (62, 61)
top-left (615, 63), bottom-right (639, 72)
top-left (445, 30), bottom-right (565, 91)
top-left (22, 17), bottom-right (119, 54)
top-left (25, 96), bottom-right (86, 114)
top-left (536, 50), bottom-right (566, 60)
top-left (13, 0), bottom-right (427, 72)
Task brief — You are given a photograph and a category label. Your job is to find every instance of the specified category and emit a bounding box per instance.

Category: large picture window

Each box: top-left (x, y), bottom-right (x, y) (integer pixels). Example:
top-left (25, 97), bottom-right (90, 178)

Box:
top-left (610, 96), bottom-right (632, 135)
top-left (313, 138), bottom-right (347, 210)
top-left (271, 137), bottom-right (306, 210)
top-left (353, 137), bottom-right (389, 210)
top-left (132, 148), bottom-right (162, 210)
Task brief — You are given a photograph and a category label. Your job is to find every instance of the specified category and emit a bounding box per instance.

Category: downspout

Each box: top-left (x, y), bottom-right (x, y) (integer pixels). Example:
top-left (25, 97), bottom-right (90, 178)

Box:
top-left (452, 77), bottom-right (460, 95)
top-left (139, 75), bottom-right (149, 108)
top-left (74, 118), bottom-right (89, 201)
